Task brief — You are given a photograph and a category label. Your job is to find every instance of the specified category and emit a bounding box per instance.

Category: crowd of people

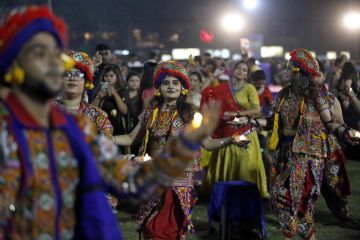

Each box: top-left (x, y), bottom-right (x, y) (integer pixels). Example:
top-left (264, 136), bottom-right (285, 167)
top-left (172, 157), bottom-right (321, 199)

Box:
top-left (1, 5), bottom-right (360, 240)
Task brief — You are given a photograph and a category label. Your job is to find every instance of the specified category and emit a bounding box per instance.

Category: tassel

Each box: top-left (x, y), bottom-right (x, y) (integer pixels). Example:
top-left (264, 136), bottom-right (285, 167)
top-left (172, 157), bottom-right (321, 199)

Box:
top-left (268, 97), bottom-right (285, 150)
top-left (155, 89), bottom-right (161, 97)
top-left (268, 112), bottom-right (280, 150)
top-left (4, 63), bottom-right (25, 85)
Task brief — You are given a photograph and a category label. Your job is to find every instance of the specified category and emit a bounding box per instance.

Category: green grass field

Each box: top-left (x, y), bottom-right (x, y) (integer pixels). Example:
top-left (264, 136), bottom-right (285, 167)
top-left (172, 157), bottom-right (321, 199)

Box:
top-left (118, 160), bottom-right (360, 239)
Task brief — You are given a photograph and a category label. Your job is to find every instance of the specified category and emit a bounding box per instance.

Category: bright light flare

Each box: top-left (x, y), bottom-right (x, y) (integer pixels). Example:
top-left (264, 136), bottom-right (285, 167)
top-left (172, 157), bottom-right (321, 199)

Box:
top-left (242, 0), bottom-right (258, 10)
top-left (222, 13), bottom-right (244, 32)
top-left (343, 12), bottom-right (360, 30)
top-left (191, 112), bottom-right (203, 129)
top-left (143, 153), bottom-right (152, 162)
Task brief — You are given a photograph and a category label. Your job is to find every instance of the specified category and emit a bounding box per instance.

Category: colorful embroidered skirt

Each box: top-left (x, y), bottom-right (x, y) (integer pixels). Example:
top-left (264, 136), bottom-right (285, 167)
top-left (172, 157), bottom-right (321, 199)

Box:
top-left (270, 139), bottom-right (325, 239)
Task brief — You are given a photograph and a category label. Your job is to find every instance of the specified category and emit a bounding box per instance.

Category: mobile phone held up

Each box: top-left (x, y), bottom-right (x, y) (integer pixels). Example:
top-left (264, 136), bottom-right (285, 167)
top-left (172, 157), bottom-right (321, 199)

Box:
top-left (101, 82), bottom-right (109, 92)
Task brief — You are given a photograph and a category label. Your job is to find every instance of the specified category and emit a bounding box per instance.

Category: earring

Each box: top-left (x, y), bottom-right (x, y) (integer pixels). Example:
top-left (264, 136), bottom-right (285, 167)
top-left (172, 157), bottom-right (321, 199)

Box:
top-left (181, 87), bottom-right (188, 96)
top-left (4, 63), bottom-right (25, 85)
top-left (155, 89), bottom-right (161, 97)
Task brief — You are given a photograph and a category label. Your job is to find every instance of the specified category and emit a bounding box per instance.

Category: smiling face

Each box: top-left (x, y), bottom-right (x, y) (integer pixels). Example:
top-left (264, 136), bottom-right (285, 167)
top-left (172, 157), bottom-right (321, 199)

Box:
top-left (160, 75), bottom-right (182, 102)
top-left (233, 62), bottom-right (248, 81)
top-left (17, 32), bottom-right (64, 100)
top-left (62, 68), bottom-right (85, 98)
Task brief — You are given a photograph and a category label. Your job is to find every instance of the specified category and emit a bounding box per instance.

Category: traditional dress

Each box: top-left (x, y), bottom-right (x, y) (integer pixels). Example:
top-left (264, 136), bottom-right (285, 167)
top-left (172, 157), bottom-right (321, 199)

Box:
top-left (0, 8), bottom-right (195, 239)
top-left (0, 93), bottom-right (168, 239)
top-left (268, 48), bottom-right (339, 239)
top-left (201, 82), bottom-right (269, 198)
top-left (137, 61), bottom-right (196, 240)
top-left (137, 104), bottom-right (199, 239)
top-left (55, 100), bottom-right (113, 138)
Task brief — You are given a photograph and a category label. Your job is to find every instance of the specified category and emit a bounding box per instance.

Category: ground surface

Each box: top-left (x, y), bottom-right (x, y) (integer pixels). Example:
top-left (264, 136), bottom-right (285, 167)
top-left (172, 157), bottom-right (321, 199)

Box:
top-left (119, 160), bottom-right (360, 239)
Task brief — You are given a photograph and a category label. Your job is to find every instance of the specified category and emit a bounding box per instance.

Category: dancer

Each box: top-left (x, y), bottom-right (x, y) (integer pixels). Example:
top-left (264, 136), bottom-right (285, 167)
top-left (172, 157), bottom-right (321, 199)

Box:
top-left (200, 60), bottom-right (269, 198)
top-left (56, 50), bottom-right (113, 137)
top-left (114, 61), bottom-right (238, 239)
top-left (235, 49), bottom-right (359, 239)
top-left (0, 6), bottom-right (220, 239)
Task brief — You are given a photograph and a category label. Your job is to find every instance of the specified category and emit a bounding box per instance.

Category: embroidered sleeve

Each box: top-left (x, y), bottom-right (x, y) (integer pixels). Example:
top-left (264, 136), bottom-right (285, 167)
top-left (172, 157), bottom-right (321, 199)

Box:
top-left (95, 111), bottom-right (114, 138)
top-left (77, 116), bottom-right (196, 204)
top-left (313, 87), bottom-right (330, 112)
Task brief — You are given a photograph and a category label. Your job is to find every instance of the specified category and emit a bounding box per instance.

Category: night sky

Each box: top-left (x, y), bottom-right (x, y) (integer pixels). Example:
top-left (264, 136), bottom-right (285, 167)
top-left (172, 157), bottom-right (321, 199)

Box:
top-left (1, 0), bottom-right (360, 57)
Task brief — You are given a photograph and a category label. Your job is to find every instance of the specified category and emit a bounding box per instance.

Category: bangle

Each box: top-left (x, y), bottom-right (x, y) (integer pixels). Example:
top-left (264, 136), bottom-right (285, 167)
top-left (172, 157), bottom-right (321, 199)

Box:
top-left (247, 116), bottom-right (259, 127)
top-left (179, 133), bottom-right (201, 151)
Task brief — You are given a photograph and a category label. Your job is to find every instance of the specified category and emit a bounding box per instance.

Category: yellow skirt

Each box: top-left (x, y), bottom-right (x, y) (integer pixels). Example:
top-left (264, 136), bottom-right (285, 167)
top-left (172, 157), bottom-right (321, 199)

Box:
top-left (203, 131), bottom-right (269, 198)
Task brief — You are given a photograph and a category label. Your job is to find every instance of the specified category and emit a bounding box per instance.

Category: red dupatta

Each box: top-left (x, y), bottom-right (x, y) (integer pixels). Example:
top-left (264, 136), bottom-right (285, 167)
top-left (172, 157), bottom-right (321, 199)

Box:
top-left (200, 82), bottom-right (251, 139)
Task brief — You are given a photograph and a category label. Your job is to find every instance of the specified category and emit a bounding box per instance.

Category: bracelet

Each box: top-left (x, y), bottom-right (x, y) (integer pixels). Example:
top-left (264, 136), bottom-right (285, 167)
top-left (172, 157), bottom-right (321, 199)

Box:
top-left (334, 123), bottom-right (347, 135)
top-left (220, 138), bottom-right (230, 147)
top-left (179, 133), bottom-right (201, 151)
top-left (247, 116), bottom-right (259, 127)
top-left (253, 118), bottom-right (260, 127)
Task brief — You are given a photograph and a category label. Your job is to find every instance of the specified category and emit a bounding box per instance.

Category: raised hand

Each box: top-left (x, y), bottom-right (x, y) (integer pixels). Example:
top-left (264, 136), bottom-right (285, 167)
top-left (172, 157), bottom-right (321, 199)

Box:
top-left (184, 102), bottom-right (221, 143)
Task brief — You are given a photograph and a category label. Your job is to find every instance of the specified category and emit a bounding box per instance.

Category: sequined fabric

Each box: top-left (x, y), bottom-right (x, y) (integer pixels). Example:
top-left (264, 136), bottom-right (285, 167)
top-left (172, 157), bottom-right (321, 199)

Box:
top-left (137, 104), bottom-right (198, 238)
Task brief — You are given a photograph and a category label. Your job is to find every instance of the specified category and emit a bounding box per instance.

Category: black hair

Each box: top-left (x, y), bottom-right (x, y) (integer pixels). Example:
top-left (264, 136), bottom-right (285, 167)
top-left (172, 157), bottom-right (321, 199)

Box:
top-left (194, 55), bottom-right (202, 63)
top-left (338, 61), bottom-right (359, 93)
top-left (248, 57), bottom-right (256, 64)
top-left (149, 51), bottom-right (158, 60)
top-left (205, 59), bottom-right (217, 72)
top-left (334, 57), bottom-right (343, 67)
top-left (141, 61), bottom-right (157, 90)
top-left (91, 64), bottom-right (125, 102)
top-left (251, 70), bottom-right (266, 82)
top-left (204, 52), bottom-right (211, 57)
top-left (95, 43), bottom-right (111, 51)
top-left (126, 71), bottom-right (141, 82)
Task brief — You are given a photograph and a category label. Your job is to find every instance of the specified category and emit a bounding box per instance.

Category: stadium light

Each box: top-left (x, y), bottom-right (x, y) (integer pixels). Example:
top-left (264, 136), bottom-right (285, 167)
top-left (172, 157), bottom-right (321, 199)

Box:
top-left (242, 0), bottom-right (258, 10)
top-left (222, 13), bottom-right (244, 32)
top-left (343, 12), bottom-right (360, 30)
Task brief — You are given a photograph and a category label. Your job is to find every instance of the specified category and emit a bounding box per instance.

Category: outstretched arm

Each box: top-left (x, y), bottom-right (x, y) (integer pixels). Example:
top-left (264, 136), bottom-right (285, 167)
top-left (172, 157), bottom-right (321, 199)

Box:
top-left (113, 121), bottom-right (141, 146)
top-left (85, 103), bottom-right (221, 205)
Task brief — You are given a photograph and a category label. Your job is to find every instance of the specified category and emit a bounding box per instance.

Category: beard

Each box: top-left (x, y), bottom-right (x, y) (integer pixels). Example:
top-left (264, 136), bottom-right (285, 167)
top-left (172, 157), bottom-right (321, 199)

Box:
top-left (19, 75), bottom-right (61, 103)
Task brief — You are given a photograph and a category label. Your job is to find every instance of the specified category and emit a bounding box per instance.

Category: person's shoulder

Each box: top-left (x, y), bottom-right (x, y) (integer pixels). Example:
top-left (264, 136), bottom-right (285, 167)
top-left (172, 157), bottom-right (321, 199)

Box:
top-left (244, 83), bottom-right (257, 92)
top-left (277, 85), bottom-right (290, 95)
top-left (85, 103), bottom-right (110, 118)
